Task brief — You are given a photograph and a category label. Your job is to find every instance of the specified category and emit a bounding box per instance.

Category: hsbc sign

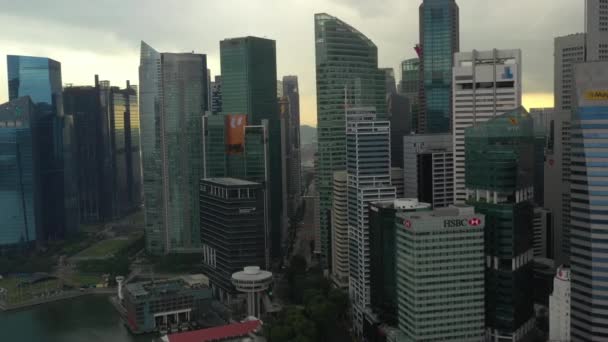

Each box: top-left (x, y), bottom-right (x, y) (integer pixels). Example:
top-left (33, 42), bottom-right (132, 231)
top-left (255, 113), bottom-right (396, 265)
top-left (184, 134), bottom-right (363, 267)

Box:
top-left (443, 218), bottom-right (482, 228)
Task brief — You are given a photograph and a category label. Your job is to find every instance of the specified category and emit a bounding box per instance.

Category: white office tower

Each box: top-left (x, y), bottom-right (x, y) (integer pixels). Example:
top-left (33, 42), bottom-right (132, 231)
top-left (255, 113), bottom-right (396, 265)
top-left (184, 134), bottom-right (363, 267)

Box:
top-left (403, 133), bottom-right (453, 208)
top-left (554, 34), bottom-right (586, 111)
top-left (549, 266), bottom-right (571, 342)
top-left (346, 110), bottom-right (396, 337)
top-left (452, 49), bottom-right (522, 204)
top-left (331, 170), bottom-right (349, 289)
top-left (586, 0), bottom-right (608, 61)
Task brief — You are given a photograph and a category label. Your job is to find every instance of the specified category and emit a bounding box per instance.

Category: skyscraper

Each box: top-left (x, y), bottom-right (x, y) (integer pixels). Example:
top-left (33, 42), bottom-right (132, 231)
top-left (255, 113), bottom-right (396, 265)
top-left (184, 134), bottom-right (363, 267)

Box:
top-left (570, 61), bottom-right (608, 341)
top-left (399, 58), bottom-right (420, 131)
top-left (282, 76), bottom-right (302, 220)
top-left (139, 42), bottom-right (208, 254)
top-left (7, 55), bottom-right (79, 241)
top-left (211, 75), bottom-right (223, 114)
top-left (346, 111), bottom-right (395, 336)
top-left (418, 0), bottom-right (459, 134)
top-left (465, 107), bottom-right (535, 341)
top-left (403, 133), bottom-right (454, 208)
top-left (586, 0), bottom-right (608, 61)
top-left (452, 49), bottom-right (522, 204)
top-left (220, 36), bottom-right (283, 259)
top-left (554, 34), bottom-right (586, 111)
top-left (314, 13), bottom-right (386, 268)
top-left (387, 93), bottom-right (411, 168)
top-left (0, 97), bottom-right (39, 250)
top-left (64, 77), bottom-right (142, 223)
top-left (331, 170), bottom-right (348, 289)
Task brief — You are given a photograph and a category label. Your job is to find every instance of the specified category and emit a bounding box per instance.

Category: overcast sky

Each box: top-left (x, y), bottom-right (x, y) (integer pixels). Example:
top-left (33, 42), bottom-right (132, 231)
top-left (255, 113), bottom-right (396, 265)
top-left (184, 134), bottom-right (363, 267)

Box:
top-left (0, 0), bottom-right (585, 126)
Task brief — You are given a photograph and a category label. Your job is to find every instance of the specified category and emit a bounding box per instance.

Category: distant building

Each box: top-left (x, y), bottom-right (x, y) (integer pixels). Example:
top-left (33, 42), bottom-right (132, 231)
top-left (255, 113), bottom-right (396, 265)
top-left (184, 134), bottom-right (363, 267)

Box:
top-left (399, 58), bottom-right (420, 132)
top-left (549, 266), bottom-right (571, 342)
top-left (452, 49), bottom-right (522, 204)
top-left (387, 93), bottom-right (411, 168)
top-left (368, 199), bottom-right (431, 325)
top-left (314, 13), bottom-right (387, 268)
top-left (139, 42), bottom-right (208, 254)
top-left (7, 55), bottom-right (79, 241)
top-left (282, 76), bottom-right (303, 220)
top-left (586, 0), bottom-right (608, 61)
top-left (418, 0), bottom-right (459, 134)
top-left (533, 207), bottom-right (552, 259)
top-left (346, 112), bottom-right (395, 336)
top-left (554, 34), bottom-right (585, 111)
top-left (465, 107), bottom-right (535, 341)
top-left (395, 205), bottom-right (485, 341)
top-left (122, 275), bottom-right (213, 334)
top-left (390, 167), bottom-right (404, 198)
top-left (0, 97), bottom-right (39, 250)
top-left (200, 178), bottom-right (266, 301)
top-left (381, 67), bottom-right (397, 94)
top-left (331, 170), bottom-right (348, 289)
top-left (403, 133), bottom-right (453, 208)
top-left (64, 76), bottom-right (142, 224)
top-left (211, 75), bottom-right (223, 114)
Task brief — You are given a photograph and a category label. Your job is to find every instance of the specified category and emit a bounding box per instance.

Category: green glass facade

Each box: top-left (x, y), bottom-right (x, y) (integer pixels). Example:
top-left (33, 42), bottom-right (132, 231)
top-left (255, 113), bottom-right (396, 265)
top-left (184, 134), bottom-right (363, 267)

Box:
top-left (400, 58), bottom-right (420, 132)
top-left (465, 107), bottom-right (535, 341)
top-left (419, 0), bottom-right (459, 134)
top-left (314, 13), bottom-right (387, 268)
top-left (139, 42), bottom-right (208, 254)
top-left (219, 36), bottom-right (282, 259)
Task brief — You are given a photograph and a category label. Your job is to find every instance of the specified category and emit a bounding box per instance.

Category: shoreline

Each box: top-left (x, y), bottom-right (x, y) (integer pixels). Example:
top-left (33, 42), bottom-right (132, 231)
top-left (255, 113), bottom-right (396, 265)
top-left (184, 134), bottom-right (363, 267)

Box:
top-left (0, 288), bottom-right (115, 312)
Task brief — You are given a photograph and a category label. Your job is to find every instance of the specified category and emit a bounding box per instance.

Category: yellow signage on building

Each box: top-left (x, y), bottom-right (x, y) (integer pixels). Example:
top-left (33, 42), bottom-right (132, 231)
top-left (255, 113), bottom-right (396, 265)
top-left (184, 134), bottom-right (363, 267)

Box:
top-left (584, 90), bottom-right (608, 101)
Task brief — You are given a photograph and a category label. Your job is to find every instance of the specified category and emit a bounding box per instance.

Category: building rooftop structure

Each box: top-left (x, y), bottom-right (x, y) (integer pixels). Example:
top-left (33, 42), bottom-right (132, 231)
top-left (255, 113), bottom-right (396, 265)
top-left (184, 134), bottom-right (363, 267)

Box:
top-left (163, 319), bottom-right (262, 342)
top-left (125, 275), bottom-right (210, 299)
top-left (203, 177), bottom-right (260, 187)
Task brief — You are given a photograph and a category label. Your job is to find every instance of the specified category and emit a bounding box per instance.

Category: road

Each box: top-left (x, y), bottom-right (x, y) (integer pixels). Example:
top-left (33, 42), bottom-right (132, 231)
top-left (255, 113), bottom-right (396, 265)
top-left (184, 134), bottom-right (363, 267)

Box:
top-left (292, 182), bottom-right (316, 268)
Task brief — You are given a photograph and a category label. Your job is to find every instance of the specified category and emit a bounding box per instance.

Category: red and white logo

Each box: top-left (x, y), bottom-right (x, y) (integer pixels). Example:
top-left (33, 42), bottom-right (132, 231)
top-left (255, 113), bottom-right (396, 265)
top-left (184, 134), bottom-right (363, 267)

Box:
top-left (468, 218), bottom-right (482, 226)
top-left (404, 220), bottom-right (412, 229)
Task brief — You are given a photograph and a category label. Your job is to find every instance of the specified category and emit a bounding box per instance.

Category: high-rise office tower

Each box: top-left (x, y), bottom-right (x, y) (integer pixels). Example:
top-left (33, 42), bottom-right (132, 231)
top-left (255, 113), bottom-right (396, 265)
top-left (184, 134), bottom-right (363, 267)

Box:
top-left (403, 133), bottom-right (454, 208)
top-left (368, 198), bottom-right (431, 327)
top-left (452, 49), bottom-right (522, 204)
top-left (331, 170), bottom-right (348, 289)
top-left (418, 0), bottom-right (459, 134)
top-left (200, 178), bottom-right (266, 300)
top-left (549, 266), bottom-right (571, 342)
top-left (314, 13), bottom-right (386, 268)
top-left (381, 68), bottom-right (397, 95)
top-left (586, 0), bottom-right (608, 61)
top-left (220, 36), bottom-right (283, 259)
top-left (387, 93), bottom-right (411, 168)
top-left (399, 58), bottom-right (420, 131)
top-left (390, 167), bottom-right (404, 198)
top-left (465, 107), bottom-right (535, 341)
top-left (211, 75), bottom-right (223, 114)
top-left (282, 76), bottom-right (302, 220)
top-left (555, 34), bottom-right (586, 111)
top-left (64, 76), bottom-right (142, 223)
top-left (396, 205), bottom-right (485, 341)
top-left (0, 97), bottom-right (39, 250)
top-left (346, 112), bottom-right (395, 337)
top-left (533, 207), bottom-right (552, 259)
top-left (570, 61), bottom-right (608, 341)
top-left (139, 42), bottom-right (208, 254)
top-left (7, 55), bottom-right (79, 241)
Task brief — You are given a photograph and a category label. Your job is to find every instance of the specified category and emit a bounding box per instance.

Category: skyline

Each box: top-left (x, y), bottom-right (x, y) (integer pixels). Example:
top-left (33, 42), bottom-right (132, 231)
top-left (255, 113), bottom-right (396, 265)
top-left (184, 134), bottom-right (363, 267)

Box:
top-left (0, 0), bottom-right (583, 126)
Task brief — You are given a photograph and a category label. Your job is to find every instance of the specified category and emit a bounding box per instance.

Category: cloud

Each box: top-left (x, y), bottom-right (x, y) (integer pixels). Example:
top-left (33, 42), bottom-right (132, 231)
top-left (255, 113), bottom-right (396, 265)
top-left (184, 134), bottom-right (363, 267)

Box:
top-left (0, 0), bottom-right (587, 126)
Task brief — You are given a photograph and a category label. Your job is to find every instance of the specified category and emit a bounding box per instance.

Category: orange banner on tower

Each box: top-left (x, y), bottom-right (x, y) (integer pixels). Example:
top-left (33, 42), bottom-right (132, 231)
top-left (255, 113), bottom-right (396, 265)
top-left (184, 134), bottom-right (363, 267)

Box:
top-left (225, 114), bottom-right (247, 155)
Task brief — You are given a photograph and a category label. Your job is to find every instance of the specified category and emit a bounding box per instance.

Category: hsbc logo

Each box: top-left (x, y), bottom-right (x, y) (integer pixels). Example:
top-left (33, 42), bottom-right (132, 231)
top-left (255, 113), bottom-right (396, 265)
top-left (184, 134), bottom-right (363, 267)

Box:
top-left (404, 220), bottom-right (412, 229)
top-left (443, 218), bottom-right (482, 228)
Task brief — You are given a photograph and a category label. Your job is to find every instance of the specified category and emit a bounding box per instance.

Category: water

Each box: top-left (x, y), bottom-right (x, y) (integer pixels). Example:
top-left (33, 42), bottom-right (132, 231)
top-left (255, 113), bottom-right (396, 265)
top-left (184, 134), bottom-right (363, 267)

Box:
top-left (0, 295), bottom-right (153, 342)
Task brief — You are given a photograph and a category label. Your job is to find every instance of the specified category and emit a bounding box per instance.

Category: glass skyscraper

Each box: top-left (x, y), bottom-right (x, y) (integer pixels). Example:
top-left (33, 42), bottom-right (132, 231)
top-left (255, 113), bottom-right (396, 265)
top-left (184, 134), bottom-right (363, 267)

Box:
top-left (314, 13), bottom-right (387, 268)
top-left (7, 55), bottom-right (79, 241)
top-left (139, 42), bottom-right (208, 254)
top-left (0, 97), bottom-right (38, 249)
top-left (570, 61), bottom-right (608, 342)
top-left (220, 36), bottom-right (283, 259)
top-left (419, 0), bottom-right (459, 134)
top-left (465, 107), bottom-right (535, 341)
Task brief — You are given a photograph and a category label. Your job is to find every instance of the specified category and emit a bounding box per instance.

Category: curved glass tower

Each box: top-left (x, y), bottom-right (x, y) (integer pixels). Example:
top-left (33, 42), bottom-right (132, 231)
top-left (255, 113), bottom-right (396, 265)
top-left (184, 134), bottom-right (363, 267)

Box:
top-left (314, 13), bottom-right (386, 269)
top-left (419, 0), bottom-right (459, 133)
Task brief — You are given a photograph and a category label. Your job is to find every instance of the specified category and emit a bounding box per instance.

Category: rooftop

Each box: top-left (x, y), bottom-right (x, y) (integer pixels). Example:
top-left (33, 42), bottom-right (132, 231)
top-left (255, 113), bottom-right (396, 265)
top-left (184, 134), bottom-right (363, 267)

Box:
top-left (203, 178), bottom-right (260, 187)
top-left (232, 266), bottom-right (273, 282)
top-left (165, 320), bottom-right (262, 342)
top-left (125, 274), bottom-right (209, 298)
top-left (397, 205), bottom-right (476, 220)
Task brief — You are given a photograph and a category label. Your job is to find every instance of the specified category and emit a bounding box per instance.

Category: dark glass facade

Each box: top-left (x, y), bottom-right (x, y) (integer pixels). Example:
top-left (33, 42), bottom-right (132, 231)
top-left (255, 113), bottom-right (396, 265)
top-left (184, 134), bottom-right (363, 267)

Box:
top-left (64, 77), bottom-right (142, 224)
top-left (387, 93), bottom-right (411, 168)
top-left (220, 36), bottom-right (283, 259)
top-left (465, 107), bottom-right (535, 340)
top-left (419, 0), bottom-right (459, 134)
top-left (7, 55), bottom-right (79, 241)
top-left (0, 97), bottom-right (39, 249)
top-left (314, 13), bottom-right (387, 267)
top-left (399, 58), bottom-right (420, 133)
top-left (200, 178), bottom-right (266, 298)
